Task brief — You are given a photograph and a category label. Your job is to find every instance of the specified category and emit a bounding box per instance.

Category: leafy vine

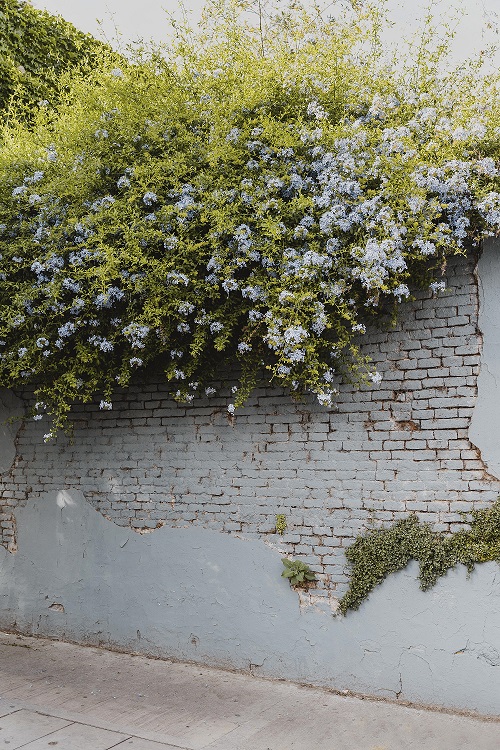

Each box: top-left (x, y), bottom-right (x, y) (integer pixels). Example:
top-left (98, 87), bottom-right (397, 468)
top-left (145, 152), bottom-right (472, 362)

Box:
top-left (340, 500), bottom-right (500, 614)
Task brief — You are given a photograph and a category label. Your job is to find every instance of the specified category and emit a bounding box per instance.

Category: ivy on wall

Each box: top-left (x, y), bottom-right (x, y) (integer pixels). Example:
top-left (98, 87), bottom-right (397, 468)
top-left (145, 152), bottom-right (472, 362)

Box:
top-left (0, 0), bottom-right (499, 436)
top-left (339, 500), bottom-right (500, 614)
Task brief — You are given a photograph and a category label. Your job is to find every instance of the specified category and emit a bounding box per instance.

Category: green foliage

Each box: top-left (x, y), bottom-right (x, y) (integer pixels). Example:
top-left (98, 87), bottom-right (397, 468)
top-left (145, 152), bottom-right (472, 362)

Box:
top-left (275, 513), bottom-right (287, 534)
top-left (0, 0), bottom-right (109, 118)
top-left (282, 557), bottom-right (316, 586)
top-left (0, 0), bottom-right (499, 435)
top-left (339, 500), bottom-right (500, 614)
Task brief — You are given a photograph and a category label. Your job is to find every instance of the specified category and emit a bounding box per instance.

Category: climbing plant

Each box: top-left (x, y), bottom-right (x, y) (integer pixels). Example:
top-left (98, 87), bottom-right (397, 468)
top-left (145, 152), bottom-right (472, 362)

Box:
top-left (0, 0), bottom-right (499, 436)
top-left (339, 500), bottom-right (500, 614)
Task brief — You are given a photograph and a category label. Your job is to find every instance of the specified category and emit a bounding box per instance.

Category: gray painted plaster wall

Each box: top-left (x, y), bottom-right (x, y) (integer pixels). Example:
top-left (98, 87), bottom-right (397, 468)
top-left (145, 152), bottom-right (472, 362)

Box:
top-left (2, 249), bottom-right (500, 715)
top-left (470, 239), bottom-right (500, 478)
top-left (1, 489), bottom-right (500, 716)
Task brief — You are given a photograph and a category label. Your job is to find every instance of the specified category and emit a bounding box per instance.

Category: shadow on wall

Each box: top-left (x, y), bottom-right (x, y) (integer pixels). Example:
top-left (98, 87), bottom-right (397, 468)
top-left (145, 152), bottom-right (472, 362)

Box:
top-left (1, 489), bottom-right (500, 717)
top-left (0, 389), bottom-right (23, 474)
top-left (0, 389), bottom-right (25, 552)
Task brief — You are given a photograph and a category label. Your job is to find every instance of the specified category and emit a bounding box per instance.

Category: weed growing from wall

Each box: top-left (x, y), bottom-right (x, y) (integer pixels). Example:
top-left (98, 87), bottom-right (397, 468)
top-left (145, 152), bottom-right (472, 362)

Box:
top-left (282, 557), bottom-right (316, 586)
top-left (275, 514), bottom-right (287, 534)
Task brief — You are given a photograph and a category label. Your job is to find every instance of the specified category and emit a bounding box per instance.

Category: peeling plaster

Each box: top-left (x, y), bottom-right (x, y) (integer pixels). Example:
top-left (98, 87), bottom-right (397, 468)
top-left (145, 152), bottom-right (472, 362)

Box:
top-left (4, 252), bottom-right (500, 714)
top-left (2, 492), bottom-right (500, 715)
top-left (2, 254), bottom-right (499, 569)
top-left (470, 239), bottom-right (500, 479)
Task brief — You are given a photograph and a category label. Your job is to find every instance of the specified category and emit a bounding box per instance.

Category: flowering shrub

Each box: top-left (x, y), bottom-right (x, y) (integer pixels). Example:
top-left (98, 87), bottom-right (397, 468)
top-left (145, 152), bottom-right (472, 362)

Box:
top-left (0, 1), bottom-right (499, 435)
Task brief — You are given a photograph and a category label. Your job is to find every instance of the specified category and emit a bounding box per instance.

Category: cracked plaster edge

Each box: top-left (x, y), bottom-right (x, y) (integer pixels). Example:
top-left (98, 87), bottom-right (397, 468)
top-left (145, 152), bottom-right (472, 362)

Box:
top-left (461, 249), bottom-right (500, 483)
top-left (469, 241), bottom-right (500, 482)
top-left (0, 390), bottom-right (27, 554)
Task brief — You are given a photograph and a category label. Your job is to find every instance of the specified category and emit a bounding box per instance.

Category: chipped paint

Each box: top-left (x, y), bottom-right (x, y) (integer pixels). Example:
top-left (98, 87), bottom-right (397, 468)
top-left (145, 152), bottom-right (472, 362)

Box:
top-left (1, 491), bottom-right (500, 715)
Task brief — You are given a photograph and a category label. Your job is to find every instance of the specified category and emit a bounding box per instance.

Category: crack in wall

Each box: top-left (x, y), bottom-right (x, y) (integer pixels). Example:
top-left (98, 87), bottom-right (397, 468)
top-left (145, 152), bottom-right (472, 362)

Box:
top-left (455, 640), bottom-right (500, 667)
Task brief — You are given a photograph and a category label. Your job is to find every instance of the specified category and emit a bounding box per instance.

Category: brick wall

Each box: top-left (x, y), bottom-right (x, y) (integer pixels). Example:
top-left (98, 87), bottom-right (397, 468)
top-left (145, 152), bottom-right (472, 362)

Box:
top-left (1, 253), bottom-right (498, 594)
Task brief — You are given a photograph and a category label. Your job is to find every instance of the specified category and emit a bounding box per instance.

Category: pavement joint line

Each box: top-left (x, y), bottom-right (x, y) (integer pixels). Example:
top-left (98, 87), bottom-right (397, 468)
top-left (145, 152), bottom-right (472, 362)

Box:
top-left (2, 632), bottom-right (500, 725)
top-left (2, 634), bottom-right (500, 749)
top-left (0, 698), bottom-right (194, 750)
top-left (3, 713), bottom-right (74, 750)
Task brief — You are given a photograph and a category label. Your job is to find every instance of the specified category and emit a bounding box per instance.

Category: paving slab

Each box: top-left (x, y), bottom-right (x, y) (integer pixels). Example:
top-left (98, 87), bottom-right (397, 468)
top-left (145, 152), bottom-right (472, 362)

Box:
top-left (0, 709), bottom-right (70, 749)
top-left (18, 721), bottom-right (129, 749)
top-left (0, 633), bottom-right (499, 750)
top-left (116, 739), bottom-right (188, 750)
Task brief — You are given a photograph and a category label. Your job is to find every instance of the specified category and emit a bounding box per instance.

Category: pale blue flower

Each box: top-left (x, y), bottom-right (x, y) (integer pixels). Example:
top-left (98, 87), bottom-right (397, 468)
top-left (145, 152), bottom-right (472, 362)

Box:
top-left (122, 323), bottom-right (150, 348)
top-left (222, 279), bottom-right (238, 293)
top-left (58, 322), bottom-right (75, 338)
top-left (166, 271), bottom-right (189, 286)
top-left (226, 128), bottom-right (240, 143)
top-left (62, 278), bottom-right (80, 293)
top-left (89, 335), bottom-right (114, 352)
top-left (430, 280), bottom-right (446, 294)
top-left (143, 191), bottom-right (158, 206)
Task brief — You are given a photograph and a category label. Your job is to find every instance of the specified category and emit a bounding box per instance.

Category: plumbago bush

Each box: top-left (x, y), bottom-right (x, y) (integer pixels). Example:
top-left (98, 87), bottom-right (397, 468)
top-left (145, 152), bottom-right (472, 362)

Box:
top-left (0, 0), bottom-right (500, 436)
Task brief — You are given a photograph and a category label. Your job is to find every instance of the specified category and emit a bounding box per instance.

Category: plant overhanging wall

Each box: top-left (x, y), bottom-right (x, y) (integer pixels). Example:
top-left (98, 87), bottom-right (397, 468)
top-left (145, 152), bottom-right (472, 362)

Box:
top-left (0, 0), bottom-right (499, 436)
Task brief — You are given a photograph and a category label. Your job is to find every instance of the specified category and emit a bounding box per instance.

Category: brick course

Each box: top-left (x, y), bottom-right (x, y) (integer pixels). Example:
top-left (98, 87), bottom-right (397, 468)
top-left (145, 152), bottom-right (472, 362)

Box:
top-left (1, 254), bottom-right (499, 594)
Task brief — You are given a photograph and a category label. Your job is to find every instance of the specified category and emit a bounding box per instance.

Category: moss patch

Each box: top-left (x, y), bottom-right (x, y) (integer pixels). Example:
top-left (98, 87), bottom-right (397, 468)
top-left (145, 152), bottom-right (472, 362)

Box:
top-left (340, 500), bottom-right (500, 614)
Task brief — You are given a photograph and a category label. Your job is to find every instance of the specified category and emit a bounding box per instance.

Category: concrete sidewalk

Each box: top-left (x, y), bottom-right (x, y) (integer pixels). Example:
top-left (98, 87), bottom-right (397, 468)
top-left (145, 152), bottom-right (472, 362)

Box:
top-left (0, 633), bottom-right (499, 750)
